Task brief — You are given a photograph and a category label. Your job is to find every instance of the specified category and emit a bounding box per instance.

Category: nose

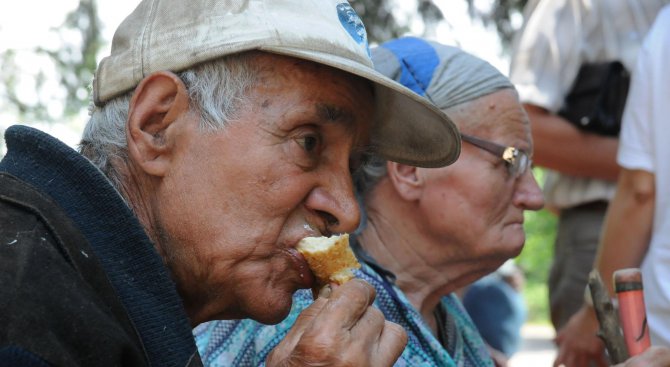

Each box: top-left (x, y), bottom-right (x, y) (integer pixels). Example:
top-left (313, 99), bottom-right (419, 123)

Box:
top-left (513, 169), bottom-right (544, 211)
top-left (304, 168), bottom-right (361, 235)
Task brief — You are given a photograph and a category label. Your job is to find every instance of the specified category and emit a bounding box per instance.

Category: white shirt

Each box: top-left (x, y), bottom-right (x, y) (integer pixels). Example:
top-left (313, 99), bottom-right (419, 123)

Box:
top-left (617, 4), bottom-right (670, 346)
top-left (510, 0), bottom-right (667, 208)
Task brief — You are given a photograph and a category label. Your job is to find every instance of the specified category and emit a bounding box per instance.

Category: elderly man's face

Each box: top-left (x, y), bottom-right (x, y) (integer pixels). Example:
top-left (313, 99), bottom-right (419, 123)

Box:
top-left (417, 90), bottom-right (543, 276)
top-left (155, 55), bottom-right (374, 324)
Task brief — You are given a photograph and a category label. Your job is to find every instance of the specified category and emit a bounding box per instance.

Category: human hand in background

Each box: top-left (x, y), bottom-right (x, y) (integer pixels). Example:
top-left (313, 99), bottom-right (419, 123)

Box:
top-left (553, 305), bottom-right (608, 367)
top-left (613, 346), bottom-right (670, 367)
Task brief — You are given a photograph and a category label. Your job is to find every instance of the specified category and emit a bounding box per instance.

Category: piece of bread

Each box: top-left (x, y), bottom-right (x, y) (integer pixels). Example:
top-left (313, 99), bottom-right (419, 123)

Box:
top-left (296, 233), bottom-right (360, 288)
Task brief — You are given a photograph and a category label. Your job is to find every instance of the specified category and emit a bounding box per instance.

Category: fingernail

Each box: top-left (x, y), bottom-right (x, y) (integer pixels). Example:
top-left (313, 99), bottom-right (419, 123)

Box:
top-left (318, 284), bottom-right (332, 299)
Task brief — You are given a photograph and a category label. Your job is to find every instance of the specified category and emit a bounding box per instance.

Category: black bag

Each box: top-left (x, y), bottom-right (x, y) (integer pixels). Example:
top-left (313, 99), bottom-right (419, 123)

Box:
top-left (558, 61), bottom-right (630, 136)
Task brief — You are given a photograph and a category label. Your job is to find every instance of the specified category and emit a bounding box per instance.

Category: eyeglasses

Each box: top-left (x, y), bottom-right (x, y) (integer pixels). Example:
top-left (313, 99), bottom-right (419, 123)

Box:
top-left (460, 134), bottom-right (532, 179)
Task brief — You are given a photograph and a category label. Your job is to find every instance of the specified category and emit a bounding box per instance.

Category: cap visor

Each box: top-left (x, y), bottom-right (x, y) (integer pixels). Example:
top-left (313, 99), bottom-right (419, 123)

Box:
top-left (262, 46), bottom-right (461, 168)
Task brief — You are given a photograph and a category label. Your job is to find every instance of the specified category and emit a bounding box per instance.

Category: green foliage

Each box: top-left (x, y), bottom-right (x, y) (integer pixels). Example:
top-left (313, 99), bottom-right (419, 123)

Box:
top-left (517, 168), bottom-right (557, 323)
top-left (522, 279), bottom-right (551, 324)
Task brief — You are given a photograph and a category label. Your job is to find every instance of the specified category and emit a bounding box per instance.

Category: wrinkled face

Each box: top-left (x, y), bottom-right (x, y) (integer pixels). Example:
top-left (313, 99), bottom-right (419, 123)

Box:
top-left (417, 90), bottom-right (544, 276)
top-left (156, 55), bottom-right (374, 324)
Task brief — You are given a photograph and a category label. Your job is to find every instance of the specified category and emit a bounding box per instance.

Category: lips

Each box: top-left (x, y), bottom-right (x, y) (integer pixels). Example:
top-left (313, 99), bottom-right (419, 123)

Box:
top-left (287, 247), bottom-right (315, 288)
top-left (506, 216), bottom-right (525, 226)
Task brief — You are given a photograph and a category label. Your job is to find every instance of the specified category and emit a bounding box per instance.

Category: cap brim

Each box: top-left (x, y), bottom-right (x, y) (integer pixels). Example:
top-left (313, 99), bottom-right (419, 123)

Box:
top-left (261, 47), bottom-right (461, 168)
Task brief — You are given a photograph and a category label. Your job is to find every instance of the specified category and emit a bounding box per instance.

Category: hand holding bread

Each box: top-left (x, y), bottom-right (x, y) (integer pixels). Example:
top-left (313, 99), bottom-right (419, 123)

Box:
top-left (266, 279), bottom-right (408, 367)
top-left (265, 234), bottom-right (407, 367)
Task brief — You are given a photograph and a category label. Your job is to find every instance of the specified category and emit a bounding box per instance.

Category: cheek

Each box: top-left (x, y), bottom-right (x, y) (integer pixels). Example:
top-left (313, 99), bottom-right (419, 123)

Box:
top-left (423, 173), bottom-right (491, 226)
top-left (483, 186), bottom-right (514, 224)
top-left (420, 173), bottom-right (512, 247)
top-left (419, 178), bottom-right (475, 242)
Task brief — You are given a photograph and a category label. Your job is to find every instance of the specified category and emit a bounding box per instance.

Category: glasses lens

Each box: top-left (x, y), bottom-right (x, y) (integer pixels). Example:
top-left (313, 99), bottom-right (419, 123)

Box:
top-left (511, 151), bottom-right (530, 178)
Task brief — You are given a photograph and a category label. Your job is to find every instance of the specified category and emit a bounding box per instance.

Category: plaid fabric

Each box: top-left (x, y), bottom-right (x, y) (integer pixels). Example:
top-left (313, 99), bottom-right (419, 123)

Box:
top-left (194, 262), bottom-right (493, 367)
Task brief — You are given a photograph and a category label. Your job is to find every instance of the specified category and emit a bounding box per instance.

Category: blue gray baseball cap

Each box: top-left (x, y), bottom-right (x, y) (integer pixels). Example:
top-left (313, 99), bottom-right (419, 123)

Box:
top-left (93, 1), bottom-right (461, 168)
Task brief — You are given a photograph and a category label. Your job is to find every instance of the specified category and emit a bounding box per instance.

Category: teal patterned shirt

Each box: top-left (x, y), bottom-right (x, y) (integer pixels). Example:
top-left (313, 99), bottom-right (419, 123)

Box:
top-left (194, 253), bottom-right (494, 367)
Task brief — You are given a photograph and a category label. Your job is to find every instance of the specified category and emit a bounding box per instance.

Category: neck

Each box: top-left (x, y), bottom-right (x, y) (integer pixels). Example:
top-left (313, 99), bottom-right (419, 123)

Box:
top-left (359, 183), bottom-right (501, 331)
top-left (358, 191), bottom-right (454, 327)
top-left (114, 161), bottom-right (165, 256)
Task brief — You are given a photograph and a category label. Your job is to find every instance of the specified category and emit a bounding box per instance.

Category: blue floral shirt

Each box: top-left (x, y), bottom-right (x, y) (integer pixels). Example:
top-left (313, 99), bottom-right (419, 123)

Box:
top-left (194, 258), bottom-right (493, 367)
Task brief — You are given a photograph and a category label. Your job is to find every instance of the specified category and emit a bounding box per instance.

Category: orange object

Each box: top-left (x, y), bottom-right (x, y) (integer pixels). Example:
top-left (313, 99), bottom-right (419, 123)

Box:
top-left (614, 268), bottom-right (651, 356)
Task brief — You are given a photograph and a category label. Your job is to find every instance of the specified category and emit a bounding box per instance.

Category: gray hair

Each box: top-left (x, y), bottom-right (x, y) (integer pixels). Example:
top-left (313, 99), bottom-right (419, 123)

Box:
top-left (80, 52), bottom-right (261, 191)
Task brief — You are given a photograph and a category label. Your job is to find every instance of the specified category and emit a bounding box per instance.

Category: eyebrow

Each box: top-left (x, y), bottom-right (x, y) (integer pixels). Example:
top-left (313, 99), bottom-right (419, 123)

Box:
top-left (314, 103), bottom-right (369, 148)
top-left (316, 103), bottom-right (355, 128)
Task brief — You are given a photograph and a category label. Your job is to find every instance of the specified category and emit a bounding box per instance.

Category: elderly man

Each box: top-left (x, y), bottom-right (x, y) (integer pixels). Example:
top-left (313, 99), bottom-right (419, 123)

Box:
top-left (0, 2), bottom-right (461, 366)
top-left (195, 37), bottom-right (544, 366)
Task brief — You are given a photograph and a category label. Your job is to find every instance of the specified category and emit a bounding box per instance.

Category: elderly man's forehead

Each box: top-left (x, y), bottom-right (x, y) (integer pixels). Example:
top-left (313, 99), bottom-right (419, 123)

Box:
top-left (253, 52), bottom-right (374, 90)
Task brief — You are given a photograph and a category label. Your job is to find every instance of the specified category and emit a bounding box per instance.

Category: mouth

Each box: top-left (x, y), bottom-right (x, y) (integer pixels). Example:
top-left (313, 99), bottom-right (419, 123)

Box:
top-left (507, 216), bottom-right (525, 226)
top-left (286, 247), bottom-right (315, 289)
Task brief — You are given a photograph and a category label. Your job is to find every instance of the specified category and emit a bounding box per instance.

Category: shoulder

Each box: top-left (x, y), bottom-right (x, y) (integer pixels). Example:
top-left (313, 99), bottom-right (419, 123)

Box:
top-left (0, 175), bottom-right (146, 366)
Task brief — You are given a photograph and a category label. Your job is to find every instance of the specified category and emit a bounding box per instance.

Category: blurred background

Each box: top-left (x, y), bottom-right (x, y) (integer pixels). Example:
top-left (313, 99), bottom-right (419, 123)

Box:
top-left (0, 0), bottom-right (556, 363)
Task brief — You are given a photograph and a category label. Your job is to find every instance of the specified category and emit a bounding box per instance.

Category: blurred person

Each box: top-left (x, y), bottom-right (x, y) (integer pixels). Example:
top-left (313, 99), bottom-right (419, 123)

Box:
top-left (554, 5), bottom-right (670, 366)
top-left (509, 0), bottom-right (668, 355)
top-left (462, 260), bottom-right (527, 359)
top-left (0, 2), bottom-right (463, 366)
top-left (194, 37), bottom-right (545, 367)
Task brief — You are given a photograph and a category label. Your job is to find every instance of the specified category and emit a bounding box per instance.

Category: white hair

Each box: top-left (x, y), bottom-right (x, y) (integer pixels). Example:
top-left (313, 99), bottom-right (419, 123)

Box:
top-left (80, 52), bottom-right (261, 190)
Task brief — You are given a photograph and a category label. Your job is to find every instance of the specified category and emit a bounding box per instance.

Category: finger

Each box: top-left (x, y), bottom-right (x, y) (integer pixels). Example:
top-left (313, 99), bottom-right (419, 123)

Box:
top-left (319, 279), bottom-right (376, 330)
top-left (291, 296), bottom-right (328, 332)
top-left (372, 321), bottom-right (407, 367)
top-left (328, 305), bottom-right (388, 363)
top-left (272, 296), bottom-right (329, 357)
top-left (641, 346), bottom-right (670, 367)
top-left (349, 302), bottom-right (386, 338)
top-left (553, 346), bottom-right (572, 367)
top-left (553, 346), bottom-right (566, 367)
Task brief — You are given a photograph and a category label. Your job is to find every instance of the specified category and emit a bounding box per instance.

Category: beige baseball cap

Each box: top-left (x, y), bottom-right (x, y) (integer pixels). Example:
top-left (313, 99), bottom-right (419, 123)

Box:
top-left (93, 0), bottom-right (461, 167)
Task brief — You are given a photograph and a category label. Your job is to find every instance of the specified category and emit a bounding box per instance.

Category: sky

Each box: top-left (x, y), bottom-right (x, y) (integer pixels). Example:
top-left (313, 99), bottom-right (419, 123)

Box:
top-left (0, 0), bottom-right (510, 151)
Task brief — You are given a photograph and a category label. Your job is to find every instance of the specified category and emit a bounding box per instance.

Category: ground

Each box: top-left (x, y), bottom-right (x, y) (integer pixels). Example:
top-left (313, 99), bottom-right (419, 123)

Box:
top-left (510, 324), bottom-right (557, 366)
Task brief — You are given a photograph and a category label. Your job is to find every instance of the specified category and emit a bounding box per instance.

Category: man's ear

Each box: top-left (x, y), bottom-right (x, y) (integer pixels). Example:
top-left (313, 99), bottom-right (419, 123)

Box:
top-left (387, 161), bottom-right (424, 201)
top-left (126, 71), bottom-right (190, 177)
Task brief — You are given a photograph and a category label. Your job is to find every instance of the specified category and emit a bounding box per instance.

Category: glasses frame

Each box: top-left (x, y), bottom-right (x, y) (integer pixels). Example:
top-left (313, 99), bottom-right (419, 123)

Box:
top-left (460, 133), bottom-right (531, 179)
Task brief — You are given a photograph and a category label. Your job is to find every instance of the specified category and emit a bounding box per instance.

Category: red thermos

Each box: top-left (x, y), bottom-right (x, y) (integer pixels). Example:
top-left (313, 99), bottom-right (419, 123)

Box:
top-left (614, 268), bottom-right (651, 356)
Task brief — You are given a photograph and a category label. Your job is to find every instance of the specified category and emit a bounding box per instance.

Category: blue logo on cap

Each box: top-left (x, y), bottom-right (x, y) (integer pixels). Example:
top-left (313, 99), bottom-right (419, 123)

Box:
top-left (337, 3), bottom-right (370, 55)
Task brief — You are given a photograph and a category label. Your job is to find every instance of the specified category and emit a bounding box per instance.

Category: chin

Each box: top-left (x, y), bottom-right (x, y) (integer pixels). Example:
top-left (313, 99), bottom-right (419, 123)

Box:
top-left (510, 241), bottom-right (524, 257)
top-left (246, 290), bottom-right (295, 325)
top-left (502, 229), bottom-right (526, 256)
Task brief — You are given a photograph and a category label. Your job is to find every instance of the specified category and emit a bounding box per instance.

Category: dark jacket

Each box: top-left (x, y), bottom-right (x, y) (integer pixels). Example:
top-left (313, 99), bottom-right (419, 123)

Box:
top-left (0, 125), bottom-right (201, 367)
